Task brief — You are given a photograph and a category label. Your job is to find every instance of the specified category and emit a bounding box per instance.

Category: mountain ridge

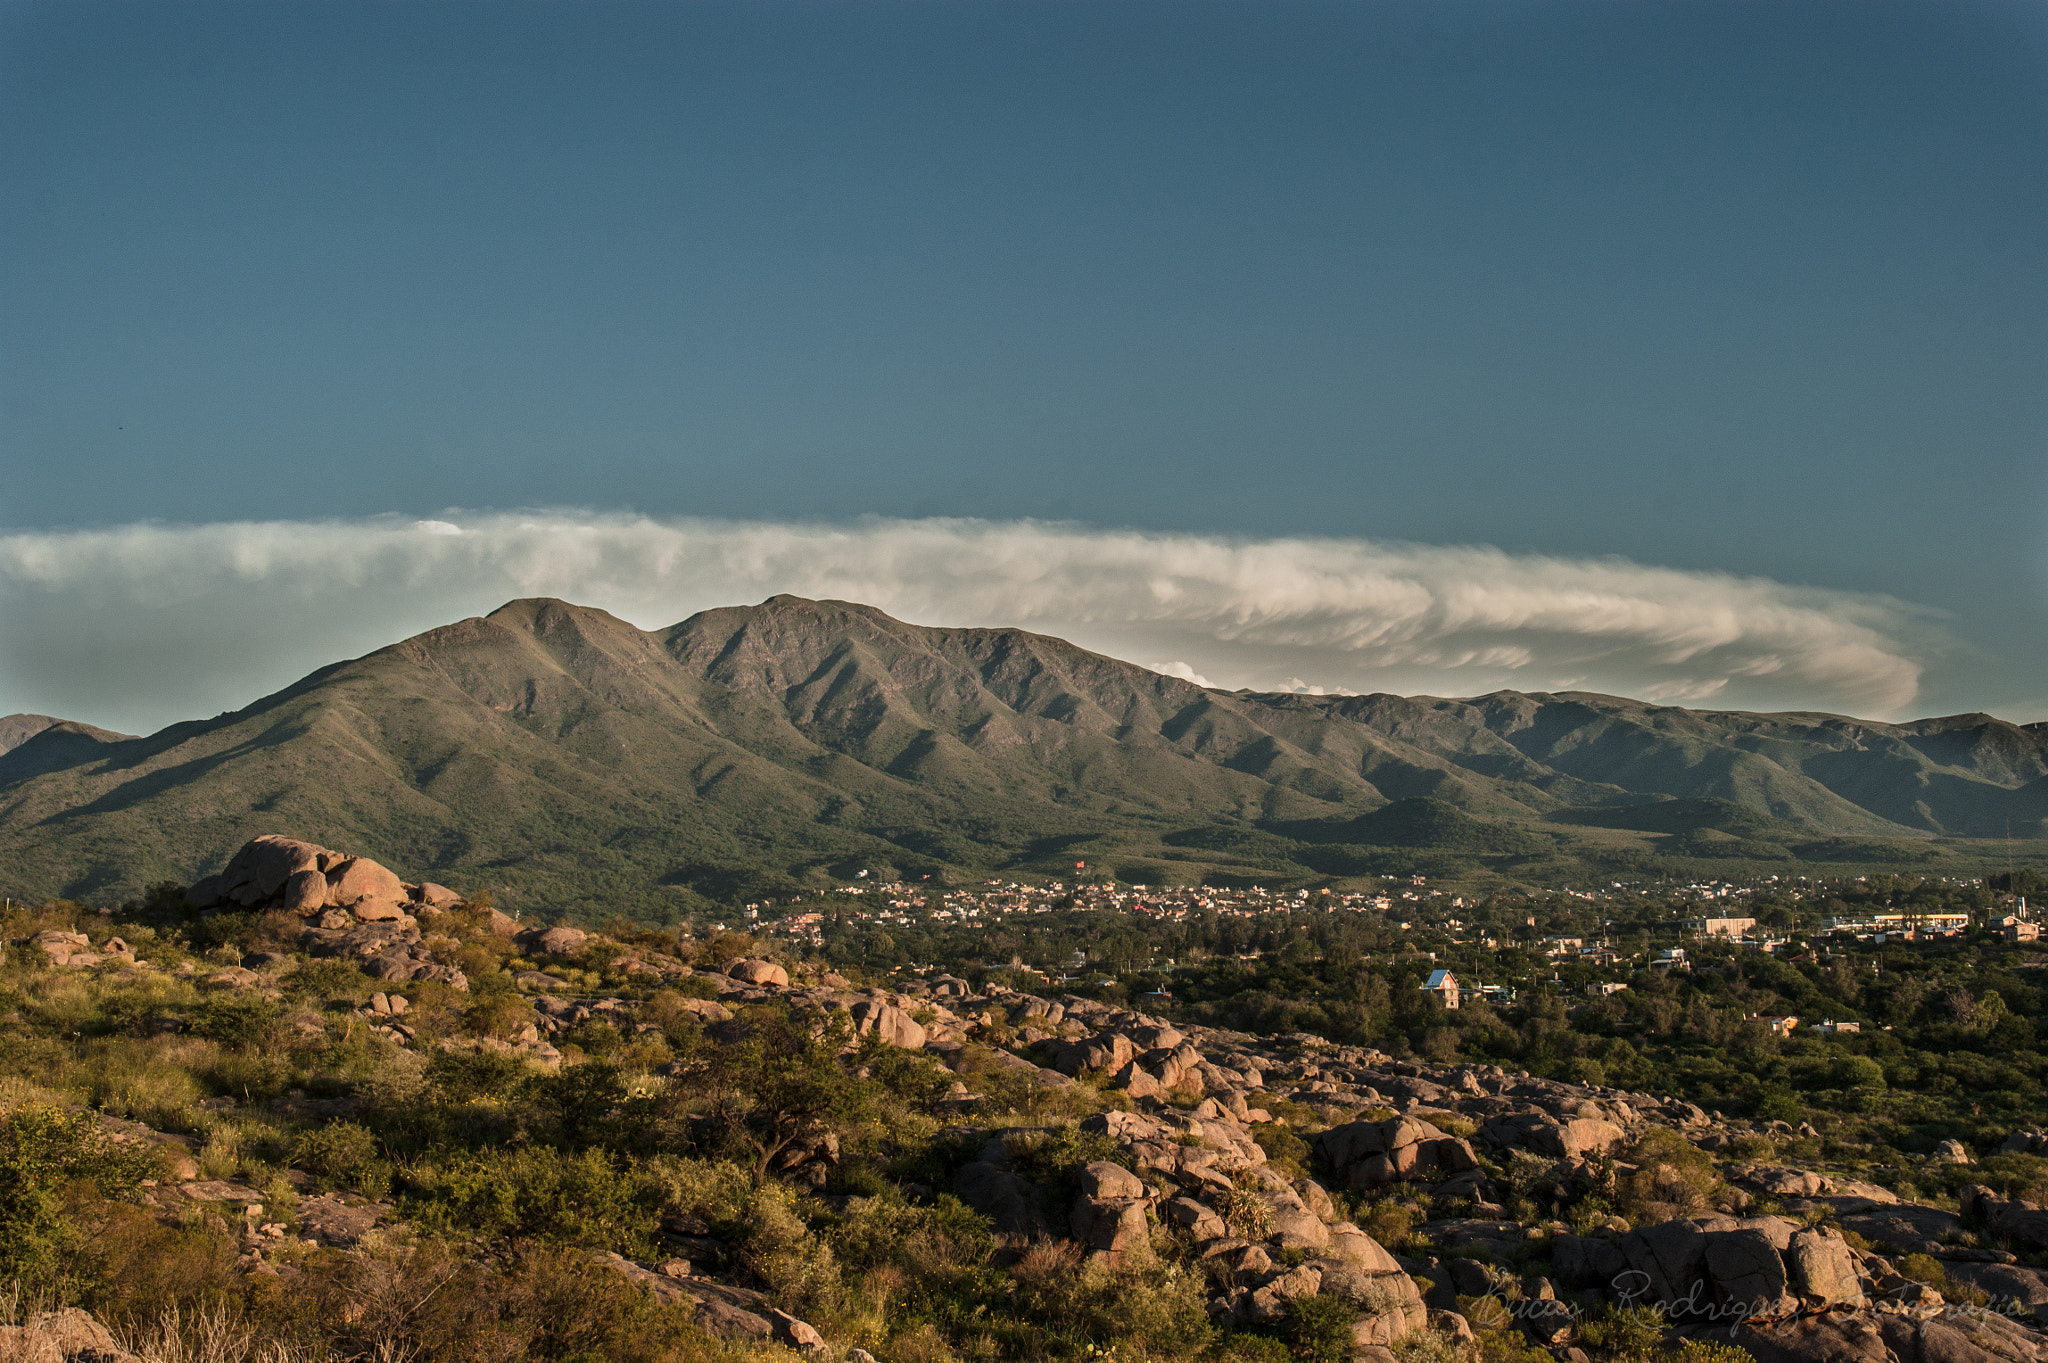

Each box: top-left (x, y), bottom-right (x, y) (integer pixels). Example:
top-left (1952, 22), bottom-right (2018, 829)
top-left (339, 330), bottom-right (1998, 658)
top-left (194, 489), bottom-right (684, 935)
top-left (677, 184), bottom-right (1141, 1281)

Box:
top-left (2, 594), bottom-right (2045, 913)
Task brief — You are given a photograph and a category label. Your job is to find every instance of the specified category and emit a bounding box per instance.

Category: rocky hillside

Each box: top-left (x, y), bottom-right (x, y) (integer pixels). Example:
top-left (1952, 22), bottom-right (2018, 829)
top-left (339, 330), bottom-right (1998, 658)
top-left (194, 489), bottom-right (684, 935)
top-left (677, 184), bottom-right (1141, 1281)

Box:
top-left (2, 596), bottom-right (2045, 908)
top-left (8, 836), bottom-right (2048, 1363)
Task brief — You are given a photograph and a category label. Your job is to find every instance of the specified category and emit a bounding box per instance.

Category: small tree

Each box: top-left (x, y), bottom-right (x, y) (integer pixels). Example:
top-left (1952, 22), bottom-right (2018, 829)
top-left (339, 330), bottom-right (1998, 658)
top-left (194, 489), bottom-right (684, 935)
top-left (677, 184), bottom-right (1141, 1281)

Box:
top-left (668, 1005), bottom-right (876, 1186)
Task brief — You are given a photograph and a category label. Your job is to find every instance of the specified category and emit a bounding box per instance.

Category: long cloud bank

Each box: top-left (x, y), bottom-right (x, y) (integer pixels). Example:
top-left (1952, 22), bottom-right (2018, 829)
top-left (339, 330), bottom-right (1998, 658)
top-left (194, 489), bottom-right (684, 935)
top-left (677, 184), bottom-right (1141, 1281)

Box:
top-left (0, 513), bottom-right (1938, 735)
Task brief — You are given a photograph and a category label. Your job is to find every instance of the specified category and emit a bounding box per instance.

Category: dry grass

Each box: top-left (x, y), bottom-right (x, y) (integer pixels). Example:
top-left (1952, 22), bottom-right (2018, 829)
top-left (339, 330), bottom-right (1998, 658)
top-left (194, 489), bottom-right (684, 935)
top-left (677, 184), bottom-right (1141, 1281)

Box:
top-left (121, 1304), bottom-right (327, 1363)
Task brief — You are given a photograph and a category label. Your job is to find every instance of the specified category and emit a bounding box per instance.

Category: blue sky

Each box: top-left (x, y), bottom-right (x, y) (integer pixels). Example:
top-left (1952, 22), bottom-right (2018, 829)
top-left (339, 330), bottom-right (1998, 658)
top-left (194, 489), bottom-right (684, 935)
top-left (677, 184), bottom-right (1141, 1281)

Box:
top-left (2, 0), bottom-right (2046, 729)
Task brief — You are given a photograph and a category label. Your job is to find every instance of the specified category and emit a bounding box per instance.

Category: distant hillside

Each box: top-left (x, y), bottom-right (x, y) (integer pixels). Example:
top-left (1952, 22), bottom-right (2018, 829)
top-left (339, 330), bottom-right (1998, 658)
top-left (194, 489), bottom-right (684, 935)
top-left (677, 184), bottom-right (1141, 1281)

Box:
top-left (1, 596), bottom-right (2044, 916)
top-left (0, 713), bottom-right (132, 755)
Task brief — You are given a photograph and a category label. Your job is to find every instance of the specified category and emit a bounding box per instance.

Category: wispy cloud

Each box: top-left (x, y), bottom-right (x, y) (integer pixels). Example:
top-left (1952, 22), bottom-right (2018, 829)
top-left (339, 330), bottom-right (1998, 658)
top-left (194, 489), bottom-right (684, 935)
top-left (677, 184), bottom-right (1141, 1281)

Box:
top-left (0, 512), bottom-right (1941, 734)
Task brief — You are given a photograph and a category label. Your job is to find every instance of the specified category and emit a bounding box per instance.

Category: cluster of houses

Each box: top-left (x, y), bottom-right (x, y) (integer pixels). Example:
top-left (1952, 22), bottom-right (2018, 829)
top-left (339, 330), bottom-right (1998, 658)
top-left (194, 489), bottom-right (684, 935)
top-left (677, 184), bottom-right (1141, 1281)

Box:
top-left (751, 875), bottom-right (1471, 947)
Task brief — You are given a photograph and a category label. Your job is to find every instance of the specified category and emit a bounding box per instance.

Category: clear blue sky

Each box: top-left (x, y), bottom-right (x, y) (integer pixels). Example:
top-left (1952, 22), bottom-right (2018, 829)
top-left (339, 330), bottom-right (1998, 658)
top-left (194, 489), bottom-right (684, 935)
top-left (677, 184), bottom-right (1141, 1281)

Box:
top-left (3, 0), bottom-right (2046, 718)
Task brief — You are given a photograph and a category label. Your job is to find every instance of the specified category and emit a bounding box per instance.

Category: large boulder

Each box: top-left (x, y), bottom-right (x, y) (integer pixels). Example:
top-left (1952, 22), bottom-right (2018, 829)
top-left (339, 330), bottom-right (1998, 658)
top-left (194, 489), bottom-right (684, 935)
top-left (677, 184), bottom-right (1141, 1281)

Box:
top-left (1071, 1197), bottom-right (1152, 1261)
top-left (1070, 1159), bottom-right (1152, 1261)
top-left (326, 856), bottom-right (407, 918)
top-left (1328, 1225), bottom-right (1405, 1273)
top-left (1621, 1218), bottom-right (1709, 1314)
top-left (1728, 1313), bottom-right (1894, 1363)
top-left (191, 834), bottom-right (322, 908)
top-left (1316, 1116), bottom-right (1474, 1189)
top-left (1110, 1061), bottom-right (1165, 1100)
top-left (1786, 1228), bottom-right (1863, 1308)
top-left (1962, 1188), bottom-right (2048, 1251)
top-left (1318, 1262), bottom-right (1428, 1344)
top-left (1078, 1161), bottom-right (1145, 1201)
top-left (765, 1309), bottom-right (828, 1357)
top-left (0, 1307), bottom-right (140, 1362)
top-left (1705, 1227), bottom-right (1796, 1315)
top-left (281, 868), bottom-right (329, 913)
top-left (1267, 1205), bottom-right (1333, 1253)
top-left (1879, 1312), bottom-right (2048, 1363)
top-left (847, 999), bottom-right (925, 1048)
top-left (1166, 1196), bottom-right (1227, 1241)
top-left (1552, 1233), bottom-right (1629, 1289)
top-left (726, 958), bottom-right (789, 988)
top-left (1554, 1117), bottom-right (1627, 1158)
top-left (1126, 1023), bottom-right (1186, 1050)
top-left (1481, 1111), bottom-right (1625, 1160)
top-left (532, 926), bottom-right (589, 958)
top-left (1937, 1261), bottom-right (2048, 1313)
top-left (1056, 1032), bottom-right (1137, 1077)
top-left (1238, 1265), bottom-right (1323, 1326)
top-left (31, 929), bottom-right (89, 965)
top-left (956, 1162), bottom-right (1052, 1239)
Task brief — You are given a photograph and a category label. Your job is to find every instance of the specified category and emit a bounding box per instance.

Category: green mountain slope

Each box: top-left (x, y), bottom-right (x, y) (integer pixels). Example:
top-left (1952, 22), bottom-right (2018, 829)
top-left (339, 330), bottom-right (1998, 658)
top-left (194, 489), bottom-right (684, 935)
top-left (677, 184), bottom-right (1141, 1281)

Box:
top-left (2, 595), bottom-right (2045, 914)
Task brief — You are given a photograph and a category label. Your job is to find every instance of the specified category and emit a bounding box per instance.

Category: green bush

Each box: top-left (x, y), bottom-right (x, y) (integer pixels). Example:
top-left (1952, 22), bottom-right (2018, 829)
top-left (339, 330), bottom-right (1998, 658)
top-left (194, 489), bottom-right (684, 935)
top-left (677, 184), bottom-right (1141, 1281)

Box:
top-left (183, 995), bottom-right (280, 1047)
top-left (827, 1193), bottom-right (993, 1274)
top-left (291, 1121), bottom-right (389, 1196)
top-left (398, 1145), bottom-right (654, 1252)
top-left (425, 1046), bottom-right (533, 1103)
top-left (1254, 1121), bottom-right (1312, 1177)
top-left (280, 959), bottom-right (365, 1003)
top-left (1580, 1304), bottom-right (1665, 1362)
top-left (0, 1105), bottom-right (164, 1294)
top-left (1285, 1294), bottom-right (1358, 1363)
top-left (1005, 1123), bottom-right (1126, 1182)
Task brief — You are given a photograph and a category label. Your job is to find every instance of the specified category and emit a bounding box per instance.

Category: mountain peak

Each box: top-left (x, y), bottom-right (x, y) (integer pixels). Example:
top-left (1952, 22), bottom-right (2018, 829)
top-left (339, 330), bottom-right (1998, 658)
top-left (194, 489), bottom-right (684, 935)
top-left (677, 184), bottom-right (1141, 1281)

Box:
top-left (484, 597), bottom-right (632, 628)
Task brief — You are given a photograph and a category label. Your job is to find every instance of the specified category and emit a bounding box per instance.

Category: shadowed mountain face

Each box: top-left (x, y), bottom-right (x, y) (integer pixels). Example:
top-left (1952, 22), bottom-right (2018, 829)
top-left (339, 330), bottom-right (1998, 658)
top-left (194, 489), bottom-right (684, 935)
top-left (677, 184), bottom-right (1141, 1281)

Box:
top-left (2, 596), bottom-right (2045, 912)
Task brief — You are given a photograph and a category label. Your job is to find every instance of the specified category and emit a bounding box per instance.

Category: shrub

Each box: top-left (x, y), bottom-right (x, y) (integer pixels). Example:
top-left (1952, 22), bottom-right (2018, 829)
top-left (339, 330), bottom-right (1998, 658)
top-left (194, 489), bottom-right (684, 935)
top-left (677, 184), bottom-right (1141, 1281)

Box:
top-left (1393, 1326), bottom-right (1467, 1363)
top-left (183, 995), bottom-right (280, 1048)
top-left (1005, 1123), bottom-right (1126, 1183)
top-left (1580, 1304), bottom-right (1665, 1362)
top-left (291, 1121), bottom-right (389, 1196)
top-left (1255, 1121), bottom-right (1313, 1178)
top-left (638, 1154), bottom-right (754, 1230)
top-left (828, 1194), bottom-right (993, 1275)
top-left (0, 1105), bottom-right (164, 1294)
top-left (398, 1145), bottom-right (654, 1252)
top-left (1562, 1058), bottom-right (1608, 1087)
top-left (462, 991), bottom-right (536, 1039)
top-left (1011, 1256), bottom-right (1215, 1359)
top-left (1286, 1293), bottom-right (1359, 1363)
top-left (87, 1207), bottom-right (243, 1328)
top-left (857, 1036), bottom-right (956, 1107)
top-left (1668, 1345), bottom-right (1756, 1363)
top-left (279, 959), bottom-right (364, 1003)
top-left (1893, 1252), bottom-right (1984, 1304)
top-left (425, 1046), bottom-right (532, 1104)
top-left (274, 1238), bottom-right (710, 1362)
top-left (1615, 1129), bottom-right (1722, 1223)
top-left (1218, 1334), bottom-right (1295, 1363)
top-left (521, 1060), bottom-right (660, 1152)
top-left (1358, 1200), bottom-right (1417, 1252)
top-left (1220, 1172), bottom-right (1274, 1241)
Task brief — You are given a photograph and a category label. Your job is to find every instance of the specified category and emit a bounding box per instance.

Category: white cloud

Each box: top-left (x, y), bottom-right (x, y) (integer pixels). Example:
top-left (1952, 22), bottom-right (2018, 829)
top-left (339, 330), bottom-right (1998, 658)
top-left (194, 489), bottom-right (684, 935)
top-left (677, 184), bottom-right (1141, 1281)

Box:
top-left (0, 512), bottom-right (1942, 734)
top-left (1280, 678), bottom-right (1358, 697)
top-left (1152, 662), bottom-right (1214, 689)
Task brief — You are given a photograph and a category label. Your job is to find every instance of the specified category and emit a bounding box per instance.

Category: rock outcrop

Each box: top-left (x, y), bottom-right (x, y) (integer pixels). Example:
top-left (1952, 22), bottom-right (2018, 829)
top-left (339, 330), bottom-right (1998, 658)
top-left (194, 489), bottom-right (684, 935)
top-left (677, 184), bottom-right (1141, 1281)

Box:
top-left (183, 836), bottom-right (470, 992)
top-left (0, 1308), bottom-right (139, 1362)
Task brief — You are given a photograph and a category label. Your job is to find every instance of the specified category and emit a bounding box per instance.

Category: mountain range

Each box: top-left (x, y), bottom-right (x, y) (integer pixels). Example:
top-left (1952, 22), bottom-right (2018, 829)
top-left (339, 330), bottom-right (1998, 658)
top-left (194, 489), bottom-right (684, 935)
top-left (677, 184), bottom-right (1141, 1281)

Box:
top-left (3, 595), bottom-right (2045, 917)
